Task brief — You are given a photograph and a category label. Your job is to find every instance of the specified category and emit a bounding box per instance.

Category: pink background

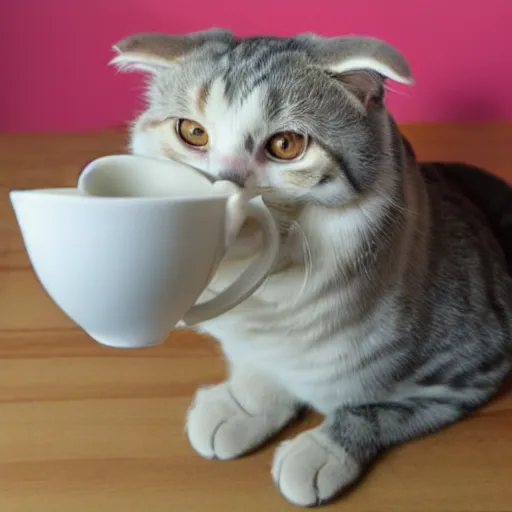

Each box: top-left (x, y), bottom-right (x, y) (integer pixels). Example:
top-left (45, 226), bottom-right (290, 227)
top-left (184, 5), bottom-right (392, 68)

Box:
top-left (1, 0), bottom-right (511, 132)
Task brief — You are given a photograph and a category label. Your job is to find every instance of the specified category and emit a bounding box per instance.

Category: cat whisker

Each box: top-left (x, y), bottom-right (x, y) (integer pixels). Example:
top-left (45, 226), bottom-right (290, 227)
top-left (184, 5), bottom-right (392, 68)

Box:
top-left (289, 220), bottom-right (313, 305)
top-left (383, 84), bottom-right (412, 98)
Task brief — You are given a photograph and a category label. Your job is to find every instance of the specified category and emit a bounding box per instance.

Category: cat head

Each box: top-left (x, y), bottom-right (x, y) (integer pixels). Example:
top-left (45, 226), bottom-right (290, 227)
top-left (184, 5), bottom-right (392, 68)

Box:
top-left (111, 29), bottom-right (413, 207)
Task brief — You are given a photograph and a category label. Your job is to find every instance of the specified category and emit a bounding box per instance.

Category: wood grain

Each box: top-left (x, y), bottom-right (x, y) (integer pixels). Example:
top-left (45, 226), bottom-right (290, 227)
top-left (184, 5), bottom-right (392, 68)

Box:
top-left (1, 122), bottom-right (512, 512)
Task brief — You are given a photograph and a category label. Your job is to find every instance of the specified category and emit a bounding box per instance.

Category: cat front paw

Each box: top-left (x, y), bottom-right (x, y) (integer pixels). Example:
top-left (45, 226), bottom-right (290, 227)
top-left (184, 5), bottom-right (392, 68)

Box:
top-left (272, 429), bottom-right (361, 507)
top-left (186, 382), bottom-right (289, 460)
top-left (212, 180), bottom-right (249, 248)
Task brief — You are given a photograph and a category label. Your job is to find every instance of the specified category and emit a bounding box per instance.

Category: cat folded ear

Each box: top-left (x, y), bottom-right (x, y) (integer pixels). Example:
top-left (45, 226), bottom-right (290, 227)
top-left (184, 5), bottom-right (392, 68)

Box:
top-left (109, 28), bottom-right (234, 74)
top-left (299, 34), bottom-right (414, 108)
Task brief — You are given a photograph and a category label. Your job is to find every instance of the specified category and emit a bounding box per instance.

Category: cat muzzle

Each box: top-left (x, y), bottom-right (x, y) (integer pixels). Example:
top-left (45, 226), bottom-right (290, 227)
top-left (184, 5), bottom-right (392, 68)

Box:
top-left (217, 170), bottom-right (247, 188)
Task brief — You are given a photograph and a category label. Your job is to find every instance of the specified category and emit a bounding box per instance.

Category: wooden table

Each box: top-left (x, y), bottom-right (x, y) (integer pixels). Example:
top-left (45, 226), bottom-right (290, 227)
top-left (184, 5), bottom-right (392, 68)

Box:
top-left (1, 123), bottom-right (512, 512)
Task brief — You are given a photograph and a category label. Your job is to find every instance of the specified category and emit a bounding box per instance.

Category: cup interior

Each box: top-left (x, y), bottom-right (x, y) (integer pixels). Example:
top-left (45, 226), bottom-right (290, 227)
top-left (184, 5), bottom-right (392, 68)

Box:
top-left (78, 154), bottom-right (218, 199)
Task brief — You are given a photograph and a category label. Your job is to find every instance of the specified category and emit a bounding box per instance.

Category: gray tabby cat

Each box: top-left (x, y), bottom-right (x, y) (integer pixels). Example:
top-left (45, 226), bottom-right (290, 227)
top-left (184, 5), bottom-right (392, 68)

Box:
top-left (110, 29), bottom-right (512, 506)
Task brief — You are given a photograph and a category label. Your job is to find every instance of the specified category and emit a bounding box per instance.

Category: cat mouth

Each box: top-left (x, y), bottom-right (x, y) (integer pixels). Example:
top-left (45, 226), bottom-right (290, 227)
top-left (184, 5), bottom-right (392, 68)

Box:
top-left (217, 170), bottom-right (246, 188)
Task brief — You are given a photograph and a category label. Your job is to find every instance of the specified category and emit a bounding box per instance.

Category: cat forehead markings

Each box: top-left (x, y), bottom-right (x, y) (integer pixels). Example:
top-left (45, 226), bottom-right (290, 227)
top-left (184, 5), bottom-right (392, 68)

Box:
top-left (199, 77), bottom-right (267, 152)
top-left (195, 82), bottom-right (210, 114)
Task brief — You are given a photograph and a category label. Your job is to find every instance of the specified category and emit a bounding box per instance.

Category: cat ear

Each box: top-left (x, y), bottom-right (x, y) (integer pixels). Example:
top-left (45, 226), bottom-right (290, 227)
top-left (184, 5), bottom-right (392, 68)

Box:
top-left (299, 34), bottom-right (414, 108)
top-left (301, 34), bottom-right (413, 84)
top-left (109, 28), bottom-right (234, 74)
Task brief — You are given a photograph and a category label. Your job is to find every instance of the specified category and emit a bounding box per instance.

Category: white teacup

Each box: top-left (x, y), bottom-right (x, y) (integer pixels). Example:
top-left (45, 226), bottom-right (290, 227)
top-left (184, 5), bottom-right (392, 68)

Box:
top-left (9, 155), bottom-right (279, 349)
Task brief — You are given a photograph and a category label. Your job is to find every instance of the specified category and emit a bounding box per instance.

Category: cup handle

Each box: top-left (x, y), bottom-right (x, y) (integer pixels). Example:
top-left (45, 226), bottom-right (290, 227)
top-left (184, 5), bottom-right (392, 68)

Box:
top-left (182, 196), bottom-right (279, 326)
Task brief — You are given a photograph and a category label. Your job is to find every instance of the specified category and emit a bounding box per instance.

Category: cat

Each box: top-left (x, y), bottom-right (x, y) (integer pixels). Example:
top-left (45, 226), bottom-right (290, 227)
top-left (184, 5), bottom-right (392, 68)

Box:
top-left (110, 29), bottom-right (512, 507)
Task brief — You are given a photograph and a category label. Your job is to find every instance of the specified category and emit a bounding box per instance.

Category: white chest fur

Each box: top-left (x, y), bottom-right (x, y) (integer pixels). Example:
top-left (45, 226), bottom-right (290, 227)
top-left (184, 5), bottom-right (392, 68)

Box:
top-left (195, 204), bottom-right (398, 414)
top-left (198, 286), bottom-right (393, 415)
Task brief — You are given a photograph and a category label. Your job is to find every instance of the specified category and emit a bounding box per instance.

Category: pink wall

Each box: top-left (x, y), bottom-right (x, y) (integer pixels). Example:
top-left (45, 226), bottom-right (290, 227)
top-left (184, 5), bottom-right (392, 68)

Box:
top-left (1, 0), bottom-right (511, 132)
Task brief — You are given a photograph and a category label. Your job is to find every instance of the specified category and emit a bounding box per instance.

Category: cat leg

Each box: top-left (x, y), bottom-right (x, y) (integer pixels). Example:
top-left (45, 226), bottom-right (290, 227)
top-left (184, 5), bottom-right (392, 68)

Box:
top-left (186, 365), bottom-right (299, 460)
top-left (272, 391), bottom-right (478, 507)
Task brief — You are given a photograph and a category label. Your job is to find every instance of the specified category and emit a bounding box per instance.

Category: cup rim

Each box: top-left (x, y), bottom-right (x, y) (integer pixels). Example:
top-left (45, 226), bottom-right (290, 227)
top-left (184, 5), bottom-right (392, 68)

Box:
top-left (80, 152), bottom-right (214, 187)
top-left (9, 187), bottom-right (231, 204)
top-left (10, 153), bottom-right (235, 204)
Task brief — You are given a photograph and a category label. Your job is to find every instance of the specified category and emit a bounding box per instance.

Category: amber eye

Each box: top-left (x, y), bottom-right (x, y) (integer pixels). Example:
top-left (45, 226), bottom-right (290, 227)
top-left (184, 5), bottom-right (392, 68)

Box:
top-left (265, 132), bottom-right (307, 161)
top-left (176, 119), bottom-right (209, 148)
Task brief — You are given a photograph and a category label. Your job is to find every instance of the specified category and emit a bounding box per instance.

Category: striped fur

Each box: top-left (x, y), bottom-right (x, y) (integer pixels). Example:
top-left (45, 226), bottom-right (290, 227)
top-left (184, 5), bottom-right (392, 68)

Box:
top-left (112, 30), bottom-right (512, 506)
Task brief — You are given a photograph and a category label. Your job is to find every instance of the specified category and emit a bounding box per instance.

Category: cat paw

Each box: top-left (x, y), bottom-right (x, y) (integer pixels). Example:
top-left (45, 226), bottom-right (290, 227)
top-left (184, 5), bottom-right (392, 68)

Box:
top-left (213, 180), bottom-right (249, 247)
top-left (186, 382), bottom-right (290, 460)
top-left (271, 429), bottom-right (361, 507)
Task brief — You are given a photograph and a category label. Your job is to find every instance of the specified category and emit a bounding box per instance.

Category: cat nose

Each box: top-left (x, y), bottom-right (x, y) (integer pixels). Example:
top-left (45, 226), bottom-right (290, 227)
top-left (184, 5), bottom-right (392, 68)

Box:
top-left (217, 170), bottom-right (247, 188)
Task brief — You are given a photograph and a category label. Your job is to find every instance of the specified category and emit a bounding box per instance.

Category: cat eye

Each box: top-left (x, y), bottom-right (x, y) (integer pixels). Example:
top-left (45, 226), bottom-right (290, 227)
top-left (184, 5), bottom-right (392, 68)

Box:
top-left (265, 132), bottom-right (307, 161)
top-left (176, 119), bottom-right (209, 148)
